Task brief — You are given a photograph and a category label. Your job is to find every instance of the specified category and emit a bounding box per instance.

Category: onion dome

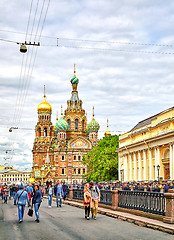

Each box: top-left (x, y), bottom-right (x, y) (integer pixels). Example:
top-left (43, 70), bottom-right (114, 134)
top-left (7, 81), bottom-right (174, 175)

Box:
top-left (104, 119), bottom-right (111, 137)
top-left (37, 86), bottom-right (52, 113)
top-left (70, 75), bottom-right (79, 85)
top-left (55, 117), bottom-right (68, 131)
top-left (70, 64), bottom-right (79, 87)
top-left (87, 106), bottom-right (100, 132)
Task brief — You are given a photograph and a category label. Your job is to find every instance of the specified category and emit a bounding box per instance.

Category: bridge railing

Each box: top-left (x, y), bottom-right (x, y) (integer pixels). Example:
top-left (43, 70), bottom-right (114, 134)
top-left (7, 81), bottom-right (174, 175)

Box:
top-left (118, 190), bottom-right (166, 216)
top-left (72, 189), bottom-right (112, 206)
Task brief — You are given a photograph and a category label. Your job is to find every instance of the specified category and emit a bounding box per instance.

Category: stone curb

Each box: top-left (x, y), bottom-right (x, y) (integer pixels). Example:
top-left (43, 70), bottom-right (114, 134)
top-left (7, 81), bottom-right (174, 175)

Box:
top-left (63, 199), bottom-right (174, 235)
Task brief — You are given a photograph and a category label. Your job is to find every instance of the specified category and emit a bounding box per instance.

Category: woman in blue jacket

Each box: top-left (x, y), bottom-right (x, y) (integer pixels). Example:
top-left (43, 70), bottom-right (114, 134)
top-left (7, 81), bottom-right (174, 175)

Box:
top-left (32, 185), bottom-right (42, 223)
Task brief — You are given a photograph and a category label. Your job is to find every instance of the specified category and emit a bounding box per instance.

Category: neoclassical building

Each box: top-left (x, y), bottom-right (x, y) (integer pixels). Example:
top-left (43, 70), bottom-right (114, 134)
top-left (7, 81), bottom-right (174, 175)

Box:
top-left (118, 106), bottom-right (174, 182)
top-left (31, 66), bottom-right (100, 185)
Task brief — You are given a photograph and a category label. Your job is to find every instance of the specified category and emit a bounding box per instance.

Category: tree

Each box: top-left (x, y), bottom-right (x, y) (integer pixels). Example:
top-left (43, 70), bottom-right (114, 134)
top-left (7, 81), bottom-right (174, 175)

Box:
top-left (82, 135), bottom-right (119, 182)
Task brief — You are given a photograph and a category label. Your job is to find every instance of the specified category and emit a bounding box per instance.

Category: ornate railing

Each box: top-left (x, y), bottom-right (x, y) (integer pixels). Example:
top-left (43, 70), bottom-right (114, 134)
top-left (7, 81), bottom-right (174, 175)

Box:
top-left (100, 190), bottom-right (112, 206)
top-left (118, 190), bottom-right (166, 216)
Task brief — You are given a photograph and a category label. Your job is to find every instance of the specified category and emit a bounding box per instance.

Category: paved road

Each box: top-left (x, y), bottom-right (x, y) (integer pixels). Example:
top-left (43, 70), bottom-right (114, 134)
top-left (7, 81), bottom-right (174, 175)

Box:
top-left (0, 198), bottom-right (173, 240)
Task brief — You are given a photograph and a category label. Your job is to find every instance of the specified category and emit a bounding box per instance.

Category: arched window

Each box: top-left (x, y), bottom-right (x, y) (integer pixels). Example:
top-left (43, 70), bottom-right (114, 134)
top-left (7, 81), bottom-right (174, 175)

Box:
top-left (38, 127), bottom-right (41, 137)
top-left (60, 133), bottom-right (62, 138)
top-left (92, 134), bottom-right (93, 139)
top-left (68, 119), bottom-right (71, 130)
top-left (44, 127), bottom-right (47, 136)
top-left (82, 120), bottom-right (85, 131)
top-left (47, 116), bottom-right (49, 120)
top-left (75, 119), bottom-right (78, 130)
top-left (42, 116), bottom-right (44, 119)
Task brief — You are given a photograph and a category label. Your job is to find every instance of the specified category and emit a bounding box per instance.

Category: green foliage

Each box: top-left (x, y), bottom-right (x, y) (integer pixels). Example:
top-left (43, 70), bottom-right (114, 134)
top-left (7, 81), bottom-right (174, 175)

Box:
top-left (82, 135), bottom-right (119, 182)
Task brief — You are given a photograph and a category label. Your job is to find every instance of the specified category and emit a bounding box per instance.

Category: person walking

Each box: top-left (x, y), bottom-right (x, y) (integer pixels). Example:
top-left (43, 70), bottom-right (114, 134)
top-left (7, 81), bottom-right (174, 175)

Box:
top-left (47, 184), bottom-right (53, 208)
top-left (32, 185), bottom-right (42, 223)
top-left (15, 185), bottom-right (30, 223)
top-left (83, 183), bottom-right (91, 220)
top-left (26, 184), bottom-right (33, 206)
top-left (3, 185), bottom-right (9, 204)
top-left (89, 182), bottom-right (100, 220)
top-left (54, 180), bottom-right (63, 207)
top-left (62, 182), bottom-right (67, 201)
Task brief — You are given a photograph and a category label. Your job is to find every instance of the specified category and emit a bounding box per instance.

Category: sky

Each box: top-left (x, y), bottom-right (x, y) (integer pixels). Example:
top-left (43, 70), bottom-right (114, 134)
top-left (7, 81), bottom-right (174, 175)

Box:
top-left (0, 0), bottom-right (174, 171)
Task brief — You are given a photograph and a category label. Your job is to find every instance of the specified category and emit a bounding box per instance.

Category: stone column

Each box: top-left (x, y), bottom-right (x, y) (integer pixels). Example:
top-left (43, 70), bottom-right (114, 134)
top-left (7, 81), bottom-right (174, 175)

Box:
top-left (163, 189), bottom-right (174, 224)
top-left (133, 152), bottom-right (137, 181)
top-left (129, 155), bottom-right (132, 181)
top-left (138, 151), bottom-right (141, 181)
top-left (170, 144), bottom-right (173, 180)
top-left (149, 149), bottom-right (152, 180)
top-left (155, 148), bottom-right (158, 180)
top-left (143, 150), bottom-right (147, 180)
top-left (111, 190), bottom-right (119, 210)
top-left (124, 155), bottom-right (128, 182)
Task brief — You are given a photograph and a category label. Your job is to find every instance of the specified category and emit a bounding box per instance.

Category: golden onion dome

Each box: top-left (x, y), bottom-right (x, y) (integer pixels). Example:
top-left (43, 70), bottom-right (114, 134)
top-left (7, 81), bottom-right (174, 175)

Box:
top-left (104, 119), bottom-right (111, 137)
top-left (37, 86), bottom-right (52, 113)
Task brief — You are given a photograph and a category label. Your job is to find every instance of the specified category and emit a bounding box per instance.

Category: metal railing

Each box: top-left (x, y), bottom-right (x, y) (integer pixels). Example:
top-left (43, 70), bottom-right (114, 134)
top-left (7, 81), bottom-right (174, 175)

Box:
top-left (118, 190), bottom-right (166, 216)
top-left (72, 189), bottom-right (112, 206)
top-left (100, 190), bottom-right (112, 206)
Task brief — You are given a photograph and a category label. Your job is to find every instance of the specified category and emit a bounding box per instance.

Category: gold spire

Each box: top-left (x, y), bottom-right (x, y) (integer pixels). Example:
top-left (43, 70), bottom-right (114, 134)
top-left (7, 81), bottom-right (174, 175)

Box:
top-left (93, 106), bottom-right (95, 118)
top-left (56, 111), bottom-right (58, 121)
top-left (61, 105), bottom-right (63, 116)
top-left (44, 85), bottom-right (46, 98)
top-left (74, 63), bottom-right (76, 76)
top-left (107, 118), bottom-right (109, 128)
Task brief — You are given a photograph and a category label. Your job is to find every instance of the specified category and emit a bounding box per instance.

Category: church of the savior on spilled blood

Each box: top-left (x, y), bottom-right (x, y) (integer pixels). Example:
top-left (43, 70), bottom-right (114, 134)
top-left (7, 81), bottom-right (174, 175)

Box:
top-left (31, 66), bottom-right (110, 185)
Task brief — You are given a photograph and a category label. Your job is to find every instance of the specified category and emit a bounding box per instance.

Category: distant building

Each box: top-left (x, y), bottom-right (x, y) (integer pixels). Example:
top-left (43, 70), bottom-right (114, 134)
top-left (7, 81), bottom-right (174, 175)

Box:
top-left (118, 106), bottom-right (174, 182)
top-left (31, 66), bottom-right (100, 185)
top-left (0, 169), bottom-right (30, 185)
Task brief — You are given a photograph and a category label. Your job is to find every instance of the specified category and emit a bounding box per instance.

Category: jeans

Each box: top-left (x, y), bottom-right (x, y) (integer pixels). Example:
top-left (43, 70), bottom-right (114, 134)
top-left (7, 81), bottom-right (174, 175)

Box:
top-left (85, 205), bottom-right (90, 217)
top-left (63, 192), bottom-right (66, 200)
top-left (18, 204), bottom-right (25, 221)
top-left (56, 193), bottom-right (62, 206)
top-left (48, 194), bottom-right (53, 206)
top-left (4, 196), bottom-right (7, 204)
top-left (34, 203), bottom-right (40, 220)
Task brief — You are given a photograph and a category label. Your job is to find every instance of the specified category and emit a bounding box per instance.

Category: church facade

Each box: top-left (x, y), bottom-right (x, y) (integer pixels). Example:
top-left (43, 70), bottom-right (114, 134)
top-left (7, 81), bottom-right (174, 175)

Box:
top-left (31, 66), bottom-right (100, 185)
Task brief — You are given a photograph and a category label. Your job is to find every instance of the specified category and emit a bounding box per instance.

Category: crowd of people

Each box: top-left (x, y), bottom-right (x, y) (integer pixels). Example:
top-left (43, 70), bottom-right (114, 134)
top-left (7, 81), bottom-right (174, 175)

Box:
top-left (1, 179), bottom-right (173, 223)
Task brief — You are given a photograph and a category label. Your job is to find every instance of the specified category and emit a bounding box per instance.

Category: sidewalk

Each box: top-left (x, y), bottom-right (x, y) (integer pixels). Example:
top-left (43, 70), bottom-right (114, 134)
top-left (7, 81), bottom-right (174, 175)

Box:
top-left (62, 199), bottom-right (174, 235)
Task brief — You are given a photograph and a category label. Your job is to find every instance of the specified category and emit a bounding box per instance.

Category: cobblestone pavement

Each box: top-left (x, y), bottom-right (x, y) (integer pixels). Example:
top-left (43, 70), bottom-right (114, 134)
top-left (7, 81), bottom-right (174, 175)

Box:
top-left (0, 198), bottom-right (173, 240)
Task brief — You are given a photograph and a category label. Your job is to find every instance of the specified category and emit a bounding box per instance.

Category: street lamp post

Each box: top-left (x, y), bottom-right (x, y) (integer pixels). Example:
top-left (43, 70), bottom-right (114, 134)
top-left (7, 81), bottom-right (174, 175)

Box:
top-left (157, 164), bottom-right (160, 183)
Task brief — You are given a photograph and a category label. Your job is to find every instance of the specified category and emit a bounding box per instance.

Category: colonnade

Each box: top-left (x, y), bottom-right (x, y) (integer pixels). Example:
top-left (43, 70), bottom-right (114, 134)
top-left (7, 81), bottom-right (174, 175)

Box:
top-left (119, 144), bottom-right (174, 182)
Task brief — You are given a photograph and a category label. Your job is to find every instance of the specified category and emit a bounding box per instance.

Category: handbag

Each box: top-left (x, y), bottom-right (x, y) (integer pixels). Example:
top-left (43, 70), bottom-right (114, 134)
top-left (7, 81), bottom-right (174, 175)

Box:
top-left (28, 207), bottom-right (33, 217)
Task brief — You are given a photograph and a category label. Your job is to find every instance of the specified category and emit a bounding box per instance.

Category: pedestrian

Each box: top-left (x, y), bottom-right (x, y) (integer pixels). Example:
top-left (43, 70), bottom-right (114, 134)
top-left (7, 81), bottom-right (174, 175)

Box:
top-left (32, 185), bottom-right (42, 223)
top-left (62, 182), bottom-right (67, 201)
top-left (40, 185), bottom-right (45, 199)
top-left (15, 184), bottom-right (30, 223)
top-left (89, 182), bottom-right (100, 220)
top-left (3, 185), bottom-right (9, 204)
top-left (26, 184), bottom-right (33, 206)
top-left (54, 180), bottom-right (63, 207)
top-left (83, 183), bottom-right (91, 220)
top-left (47, 183), bottom-right (53, 208)
top-left (1, 186), bottom-right (4, 200)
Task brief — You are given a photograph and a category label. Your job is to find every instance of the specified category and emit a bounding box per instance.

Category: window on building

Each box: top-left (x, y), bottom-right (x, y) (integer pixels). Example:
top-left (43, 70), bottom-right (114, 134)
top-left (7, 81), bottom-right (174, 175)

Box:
top-left (78, 168), bottom-right (81, 175)
top-left (38, 127), bottom-right (41, 137)
top-left (68, 119), bottom-right (71, 130)
top-left (75, 119), bottom-right (78, 130)
top-left (60, 133), bottom-right (62, 138)
top-left (44, 127), bottom-right (47, 137)
top-left (62, 168), bottom-right (65, 175)
top-left (74, 156), bottom-right (76, 161)
top-left (62, 156), bottom-right (65, 161)
top-left (83, 168), bottom-right (85, 174)
top-left (78, 156), bottom-right (81, 161)
top-left (74, 169), bottom-right (76, 174)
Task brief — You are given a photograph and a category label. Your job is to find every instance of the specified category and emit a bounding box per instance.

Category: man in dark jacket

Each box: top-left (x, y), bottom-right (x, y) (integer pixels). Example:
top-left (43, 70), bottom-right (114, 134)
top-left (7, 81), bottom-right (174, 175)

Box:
top-left (32, 185), bottom-right (42, 223)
